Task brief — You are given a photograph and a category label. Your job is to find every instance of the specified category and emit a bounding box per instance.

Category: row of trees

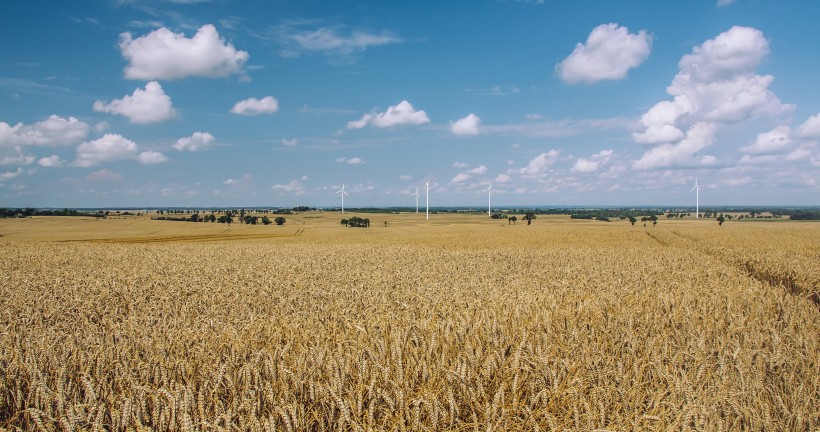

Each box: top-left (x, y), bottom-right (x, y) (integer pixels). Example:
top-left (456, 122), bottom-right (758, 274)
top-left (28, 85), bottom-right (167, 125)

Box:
top-left (154, 212), bottom-right (286, 225)
top-left (341, 217), bottom-right (370, 227)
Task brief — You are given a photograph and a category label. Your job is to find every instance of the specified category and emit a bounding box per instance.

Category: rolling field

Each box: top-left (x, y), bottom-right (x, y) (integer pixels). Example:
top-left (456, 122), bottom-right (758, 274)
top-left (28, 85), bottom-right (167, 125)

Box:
top-left (0, 214), bottom-right (818, 431)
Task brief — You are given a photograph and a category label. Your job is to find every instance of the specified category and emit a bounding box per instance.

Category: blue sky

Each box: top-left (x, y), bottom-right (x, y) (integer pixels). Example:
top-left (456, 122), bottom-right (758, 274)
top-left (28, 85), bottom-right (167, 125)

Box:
top-left (1, 0), bottom-right (819, 208)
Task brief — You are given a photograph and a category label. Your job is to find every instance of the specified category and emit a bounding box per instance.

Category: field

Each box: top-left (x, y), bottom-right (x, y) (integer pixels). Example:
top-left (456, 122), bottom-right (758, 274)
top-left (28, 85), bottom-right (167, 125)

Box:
top-left (1, 214), bottom-right (818, 431)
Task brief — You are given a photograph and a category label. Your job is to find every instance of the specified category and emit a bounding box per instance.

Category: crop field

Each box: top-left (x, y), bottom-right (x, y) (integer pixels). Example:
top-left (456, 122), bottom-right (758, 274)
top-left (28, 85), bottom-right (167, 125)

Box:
top-left (0, 214), bottom-right (818, 431)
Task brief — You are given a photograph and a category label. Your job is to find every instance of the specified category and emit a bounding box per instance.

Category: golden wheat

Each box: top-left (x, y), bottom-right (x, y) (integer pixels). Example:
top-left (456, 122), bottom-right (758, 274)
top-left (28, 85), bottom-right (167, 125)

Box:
top-left (0, 216), bottom-right (817, 430)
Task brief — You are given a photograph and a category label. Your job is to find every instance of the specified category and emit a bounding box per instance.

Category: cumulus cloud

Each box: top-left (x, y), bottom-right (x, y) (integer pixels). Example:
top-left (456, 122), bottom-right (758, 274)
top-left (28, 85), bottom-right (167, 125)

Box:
top-left (85, 169), bottom-right (123, 182)
top-left (93, 82), bottom-right (177, 124)
top-left (495, 174), bottom-right (511, 183)
top-left (467, 165), bottom-right (488, 175)
top-left (451, 165), bottom-right (488, 183)
top-left (119, 24), bottom-right (249, 80)
top-left (347, 100), bottom-right (429, 129)
top-left (336, 156), bottom-right (364, 164)
top-left (573, 149), bottom-right (614, 173)
top-left (173, 132), bottom-right (215, 151)
top-left (796, 114), bottom-right (820, 140)
top-left (38, 155), bottom-right (64, 167)
top-left (741, 126), bottom-right (792, 155)
top-left (271, 179), bottom-right (304, 193)
top-left (281, 138), bottom-right (298, 147)
top-left (632, 26), bottom-right (793, 169)
top-left (74, 134), bottom-right (148, 167)
top-left (451, 173), bottom-right (471, 183)
top-left (633, 122), bottom-right (716, 170)
top-left (452, 161), bottom-right (469, 169)
top-left (137, 151), bottom-right (168, 164)
top-left (556, 23), bottom-right (652, 84)
top-left (450, 113), bottom-right (481, 136)
top-left (273, 20), bottom-right (402, 59)
top-left (230, 96), bottom-right (279, 116)
top-left (0, 168), bottom-right (22, 181)
top-left (518, 150), bottom-right (560, 175)
top-left (0, 115), bottom-right (90, 147)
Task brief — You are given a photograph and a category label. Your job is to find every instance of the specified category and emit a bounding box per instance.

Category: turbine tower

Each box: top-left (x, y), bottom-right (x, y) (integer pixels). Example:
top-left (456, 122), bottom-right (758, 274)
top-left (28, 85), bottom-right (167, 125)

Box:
top-left (336, 184), bottom-right (349, 214)
top-left (690, 178), bottom-right (700, 219)
top-left (483, 183), bottom-right (493, 217)
top-left (413, 187), bottom-right (419, 214)
top-left (425, 179), bottom-right (430, 220)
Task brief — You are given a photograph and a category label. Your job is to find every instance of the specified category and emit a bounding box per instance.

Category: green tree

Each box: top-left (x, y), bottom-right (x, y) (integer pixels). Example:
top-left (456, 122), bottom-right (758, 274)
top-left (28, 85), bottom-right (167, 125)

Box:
top-left (274, 216), bottom-right (286, 225)
top-left (261, 216), bottom-right (271, 225)
top-left (717, 215), bottom-right (725, 226)
top-left (629, 216), bottom-right (637, 226)
top-left (509, 216), bottom-right (517, 225)
top-left (650, 215), bottom-right (658, 227)
top-left (190, 213), bottom-right (200, 222)
top-left (523, 212), bottom-right (536, 225)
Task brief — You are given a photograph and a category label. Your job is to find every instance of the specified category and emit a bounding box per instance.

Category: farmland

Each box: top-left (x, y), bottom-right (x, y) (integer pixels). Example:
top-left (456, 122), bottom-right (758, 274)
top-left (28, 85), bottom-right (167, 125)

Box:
top-left (0, 214), bottom-right (818, 431)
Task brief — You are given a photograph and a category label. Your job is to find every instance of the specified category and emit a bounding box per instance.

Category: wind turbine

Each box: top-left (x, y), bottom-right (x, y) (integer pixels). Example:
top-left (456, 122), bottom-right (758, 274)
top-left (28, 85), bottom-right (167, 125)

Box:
top-left (690, 178), bottom-right (700, 219)
top-left (483, 183), bottom-right (493, 217)
top-left (413, 187), bottom-right (419, 214)
top-left (424, 179), bottom-right (430, 220)
top-left (336, 184), bottom-right (349, 214)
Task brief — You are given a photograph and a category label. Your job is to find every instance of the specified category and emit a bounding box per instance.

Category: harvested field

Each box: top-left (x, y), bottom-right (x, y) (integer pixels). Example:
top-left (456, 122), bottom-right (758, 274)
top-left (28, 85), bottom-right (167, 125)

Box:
top-left (0, 215), bottom-right (818, 430)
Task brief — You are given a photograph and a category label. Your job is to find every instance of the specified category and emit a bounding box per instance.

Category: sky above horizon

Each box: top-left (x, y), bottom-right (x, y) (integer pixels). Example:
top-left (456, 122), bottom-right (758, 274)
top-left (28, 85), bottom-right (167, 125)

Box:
top-left (2, 0), bottom-right (819, 208)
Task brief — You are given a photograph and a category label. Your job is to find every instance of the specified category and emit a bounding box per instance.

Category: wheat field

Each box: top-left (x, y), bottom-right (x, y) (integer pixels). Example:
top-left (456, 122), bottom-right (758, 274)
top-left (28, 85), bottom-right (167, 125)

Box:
top-left (0, 214), bottom-right (818, 431)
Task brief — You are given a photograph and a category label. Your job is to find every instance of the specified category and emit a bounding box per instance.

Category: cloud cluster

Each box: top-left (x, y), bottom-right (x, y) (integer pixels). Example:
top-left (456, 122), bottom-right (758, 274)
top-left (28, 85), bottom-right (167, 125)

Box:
top-left (451, 165), bottom-right (488, 183)
top-left (556, 23), bottom-right (652, 84)
top-left (93, 82), bottom-right (177, 124)
top-left (173, 132), bottom-right (215, 152)
top-left (230, 96), bottom-right (279, 116)
top-left (74, 134), bottom-right (167, 167)
top-left (0, 115), bottom-right (90, 147)
top-left (347, 100), bottom-right (429, 129)
top-left (573, 149), bottom-right (614, 173)
top-left (119, 24), bottom-right (249, 80)
top-left (271, 179), bottom-right (304, 193)
top-left (450, 113), bottom-right (481, 136)
top-left (633, 26), bottom-right (793, 170)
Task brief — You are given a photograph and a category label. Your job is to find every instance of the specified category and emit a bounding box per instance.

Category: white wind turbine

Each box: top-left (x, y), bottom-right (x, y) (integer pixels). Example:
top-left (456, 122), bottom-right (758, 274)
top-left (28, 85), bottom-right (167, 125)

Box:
top-left (424, 179), bottom-right (431, 220)
top-left (336, 184), bottom-right (349, 214)
top-left (483, 183), bottom-right (493, 217)
top-left (691, 178), bottom-right (700, 219)
top-left (413, 187), bottom-right (420, 214)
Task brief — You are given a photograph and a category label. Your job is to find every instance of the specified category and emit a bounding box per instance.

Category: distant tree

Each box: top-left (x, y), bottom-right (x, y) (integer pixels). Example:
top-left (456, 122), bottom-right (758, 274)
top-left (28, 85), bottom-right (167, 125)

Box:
top-left (523, 212), bottom-right (536, 225)
top-left (341, 219), bottom-right (348, 226)
top-left (261, 216), bottom-right (271, 225)
top-left (717, 214), bottom-right (725, 226)
top-left (650, 215), bottom-right (658, 227)
top-left (629, 216), bottom-right (637, 226)
top-left (509, 216), bottom-right (517, 225)
top-left (190, 213), bottom-right (200, 222)
top-left (274, 216), bottom-right (286, 225)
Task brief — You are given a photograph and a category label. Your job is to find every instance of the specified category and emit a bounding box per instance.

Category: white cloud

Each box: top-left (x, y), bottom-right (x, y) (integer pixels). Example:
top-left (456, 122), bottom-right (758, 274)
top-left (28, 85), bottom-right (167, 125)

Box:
top-left (467, 165), bottom-right (488, 175)
top-left (347, 100), bottom-right (429, 129)
top-left (273, 20), bottom-right (402, 59)
top-left (336, 156), bottom-right (364, 165)
top-left (399, 174), bottom-right (413, 180)
top-left (0, 115), bottom-right (90, 147)
top-left (717, 0), bottom-right (736, 6)
top-left (85, 169), bottom-right (123, 182)
top-left (281, 138), bottom-right (298, 147)
top-left (271, 179), bottom-right (304, 193)
top-left (450, 113), bottom-right (481, 136)
top-left (230, 96), bottom-right (279, 116)
top-left (38, 155), bottom-right (64, 167)
top-left (223, 173), bottom-right (252, 185)
top-left (173, 132), bottom-right (215, 151)
top-left (452, 161), bottom-right (469, 169)
top-left (0, 147), bottom-right (35, 166)
top-left (74, 134), bottom-right (139, 167)
top-left (519, 150), bottom-right (560, 175)
top-left (137, 151), bottom-right (168, 164)
top-left (451, 173), bottom-right (471, 183)
top-left (119, 24), bottom-right (249, 80)
top-left (741, 126), bottom-right (791, 155)
top-left (495, 174), bottom-right (511, 183)
top-left (633, 122), bottom-right (716, 170)
top-left (633, 26), bottom-right (793, 169)
top-left (93, 82), bottom-right (176, 124)
top-left (573, 149), bottom-right (614, 173)
top-left (796, 114), bottom-right (820, 140)
top-left (0, 168), bottom-right (22, 181)
top-left (556, 23), bottom-right (652, 84)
